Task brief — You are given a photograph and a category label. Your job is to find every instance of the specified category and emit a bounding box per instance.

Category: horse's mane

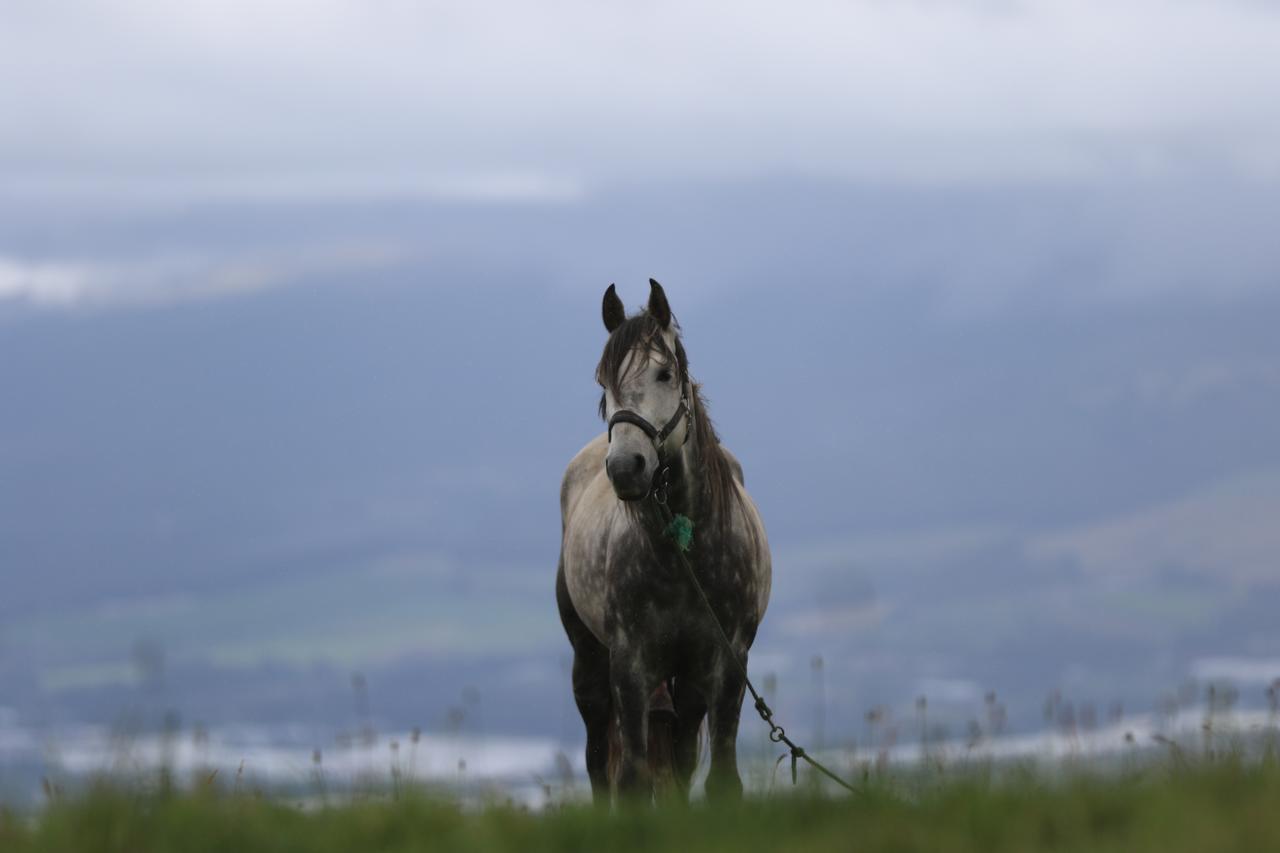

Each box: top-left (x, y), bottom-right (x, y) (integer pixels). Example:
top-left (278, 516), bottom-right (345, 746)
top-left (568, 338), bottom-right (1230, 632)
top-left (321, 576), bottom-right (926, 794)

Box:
top-left (595, 312), bottom-right (740, 524)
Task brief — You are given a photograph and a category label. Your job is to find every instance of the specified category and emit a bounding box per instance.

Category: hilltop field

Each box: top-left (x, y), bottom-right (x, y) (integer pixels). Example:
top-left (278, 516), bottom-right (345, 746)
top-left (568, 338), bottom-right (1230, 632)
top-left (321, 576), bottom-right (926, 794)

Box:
top-left (4, 758), bottom-right (1279, 853)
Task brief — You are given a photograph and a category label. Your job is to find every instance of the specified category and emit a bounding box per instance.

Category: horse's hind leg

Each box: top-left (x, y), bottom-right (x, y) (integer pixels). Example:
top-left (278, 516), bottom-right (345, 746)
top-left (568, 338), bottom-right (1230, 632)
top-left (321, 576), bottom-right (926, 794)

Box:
top-left (647, 681), bottom-right (678, 800)
top-left (672, 679), bottom-right (708, 798)
top-left (556, 566), bottom-right (612, 805)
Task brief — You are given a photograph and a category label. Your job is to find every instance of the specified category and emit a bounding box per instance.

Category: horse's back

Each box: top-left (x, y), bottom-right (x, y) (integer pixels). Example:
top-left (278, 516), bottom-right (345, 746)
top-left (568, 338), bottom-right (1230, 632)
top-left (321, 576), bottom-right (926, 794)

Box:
top-left (721, 446), bottom-right (745, 486)
top-left (731, 475), bottom-right (771, 622)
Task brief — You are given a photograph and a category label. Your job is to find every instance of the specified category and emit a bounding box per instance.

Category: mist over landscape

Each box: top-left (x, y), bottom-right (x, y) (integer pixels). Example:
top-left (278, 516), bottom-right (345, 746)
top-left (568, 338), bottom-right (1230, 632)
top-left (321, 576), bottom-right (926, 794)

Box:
top-left (3, 0), bottom-right (1280, 807)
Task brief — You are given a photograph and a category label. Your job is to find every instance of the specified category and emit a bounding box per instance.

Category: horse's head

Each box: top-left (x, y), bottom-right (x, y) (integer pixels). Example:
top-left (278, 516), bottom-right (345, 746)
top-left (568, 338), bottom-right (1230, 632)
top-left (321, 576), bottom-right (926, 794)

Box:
top-left (595, 279), bottom-right (692, 502)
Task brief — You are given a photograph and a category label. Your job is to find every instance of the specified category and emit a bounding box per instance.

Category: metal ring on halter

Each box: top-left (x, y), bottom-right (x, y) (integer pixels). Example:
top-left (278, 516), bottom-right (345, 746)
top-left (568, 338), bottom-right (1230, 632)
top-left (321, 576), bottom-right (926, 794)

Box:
top-left (653, 466), bottom-right (671, 505)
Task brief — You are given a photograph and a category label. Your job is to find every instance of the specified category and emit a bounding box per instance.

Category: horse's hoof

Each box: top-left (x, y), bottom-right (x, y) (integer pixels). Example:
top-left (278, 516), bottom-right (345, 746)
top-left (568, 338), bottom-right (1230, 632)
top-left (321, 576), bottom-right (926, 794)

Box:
top-left (705, 772), bottom-right (744, 804)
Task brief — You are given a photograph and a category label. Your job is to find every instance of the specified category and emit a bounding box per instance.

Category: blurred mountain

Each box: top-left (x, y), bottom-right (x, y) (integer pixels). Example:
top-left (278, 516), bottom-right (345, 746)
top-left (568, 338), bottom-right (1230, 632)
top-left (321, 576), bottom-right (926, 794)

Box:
top-left (2, 179), bottom-right (1278, 743)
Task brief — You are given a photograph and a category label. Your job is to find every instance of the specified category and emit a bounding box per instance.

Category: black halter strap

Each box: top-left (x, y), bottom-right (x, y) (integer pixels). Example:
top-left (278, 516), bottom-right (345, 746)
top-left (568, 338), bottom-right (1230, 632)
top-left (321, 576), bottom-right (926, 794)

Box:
top-left (607, 388), bottom-right (692, 461)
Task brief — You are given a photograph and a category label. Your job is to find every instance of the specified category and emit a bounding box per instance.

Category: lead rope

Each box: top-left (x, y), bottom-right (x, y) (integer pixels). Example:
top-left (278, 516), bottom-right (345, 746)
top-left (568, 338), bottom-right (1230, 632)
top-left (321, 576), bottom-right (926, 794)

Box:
top-left (651, 496), bottom-right (861, 795)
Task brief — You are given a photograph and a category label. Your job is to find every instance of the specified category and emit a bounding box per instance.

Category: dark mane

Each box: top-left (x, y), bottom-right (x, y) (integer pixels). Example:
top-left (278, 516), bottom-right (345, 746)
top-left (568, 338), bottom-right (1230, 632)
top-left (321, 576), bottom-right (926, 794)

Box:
top-left (595, 312), bottom-right (740, 524)
top-left (685, 380), bottom-right (740, 525)
top-left (595, 313), bottom-right (679, 414)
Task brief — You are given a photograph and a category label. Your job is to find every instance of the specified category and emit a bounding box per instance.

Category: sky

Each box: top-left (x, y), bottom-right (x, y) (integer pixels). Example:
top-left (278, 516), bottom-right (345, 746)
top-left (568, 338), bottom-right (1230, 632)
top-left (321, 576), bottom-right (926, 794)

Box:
top-left (3, 1), bottom-right (1279, 309)
top-left (4, 1), bottom-right (1280, 198)
top-left (2, 1), bottom-right (1279, 782)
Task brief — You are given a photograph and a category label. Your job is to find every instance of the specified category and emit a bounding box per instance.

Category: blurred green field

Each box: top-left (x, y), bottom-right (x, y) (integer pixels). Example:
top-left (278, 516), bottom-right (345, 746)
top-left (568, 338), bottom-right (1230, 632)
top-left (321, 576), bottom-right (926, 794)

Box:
top-left (4, 759), bottom-right (1280, 853)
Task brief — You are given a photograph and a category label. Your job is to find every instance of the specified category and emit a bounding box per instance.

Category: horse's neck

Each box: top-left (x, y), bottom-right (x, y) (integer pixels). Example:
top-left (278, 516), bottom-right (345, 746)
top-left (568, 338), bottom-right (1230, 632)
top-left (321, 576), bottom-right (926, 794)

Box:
top-left (665, 436), bottom-right (705, 521)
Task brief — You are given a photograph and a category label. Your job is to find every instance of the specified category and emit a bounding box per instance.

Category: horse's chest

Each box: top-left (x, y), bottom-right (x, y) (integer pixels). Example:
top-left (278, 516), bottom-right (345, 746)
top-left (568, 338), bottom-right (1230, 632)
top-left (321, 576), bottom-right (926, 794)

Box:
top-left (566, 526), bottom-right (760, 652)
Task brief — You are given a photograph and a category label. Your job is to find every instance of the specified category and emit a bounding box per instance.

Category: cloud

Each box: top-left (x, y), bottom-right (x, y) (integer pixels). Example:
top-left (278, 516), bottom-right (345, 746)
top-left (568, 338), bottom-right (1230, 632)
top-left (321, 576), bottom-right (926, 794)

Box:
top-left (1190, 656), bottom-right (1280, 686)
top-left (779, 601), bottom-right (889, 639)
top-left (0, 242), bottom-right (409, 309)
top-left (3, 1), bottom-right (1280, 195)
top-left (913, 677), bottom-right (984, 705)
top-left (1127, 361), bottom-right (1280, 410)
top-left (0, 171), bottom-right (585, 206)
top-left (0, 257), bottom-right (92, 306)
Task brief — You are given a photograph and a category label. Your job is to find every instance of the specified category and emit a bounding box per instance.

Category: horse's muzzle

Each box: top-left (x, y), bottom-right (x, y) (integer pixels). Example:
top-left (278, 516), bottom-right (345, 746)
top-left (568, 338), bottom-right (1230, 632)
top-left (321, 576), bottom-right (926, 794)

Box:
top-left (606, 452), bottom-right (650, 501)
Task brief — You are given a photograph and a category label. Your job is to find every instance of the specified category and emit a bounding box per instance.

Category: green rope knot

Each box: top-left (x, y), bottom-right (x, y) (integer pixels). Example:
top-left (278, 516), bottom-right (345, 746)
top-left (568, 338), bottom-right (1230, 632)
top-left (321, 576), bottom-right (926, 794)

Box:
top-left (663, 513), bottom-right (694, 552)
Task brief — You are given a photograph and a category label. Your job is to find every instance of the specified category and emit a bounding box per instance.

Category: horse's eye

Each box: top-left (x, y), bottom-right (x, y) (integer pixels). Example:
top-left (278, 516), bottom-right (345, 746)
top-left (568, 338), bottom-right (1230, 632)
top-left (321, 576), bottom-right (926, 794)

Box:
top-left (656, 369), bottom-right (672, 383)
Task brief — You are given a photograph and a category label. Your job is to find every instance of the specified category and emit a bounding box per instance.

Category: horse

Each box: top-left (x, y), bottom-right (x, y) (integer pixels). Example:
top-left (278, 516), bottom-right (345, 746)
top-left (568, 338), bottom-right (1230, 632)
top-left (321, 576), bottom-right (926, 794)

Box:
top-left (556, 279), bottom-right (772, 804)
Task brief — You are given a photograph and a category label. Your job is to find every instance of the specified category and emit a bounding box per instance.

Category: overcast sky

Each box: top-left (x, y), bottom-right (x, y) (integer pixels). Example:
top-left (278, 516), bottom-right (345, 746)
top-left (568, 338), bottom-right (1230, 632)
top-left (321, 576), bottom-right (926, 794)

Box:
top-left (3, 2), bottom-right (1280, 745)
top-left (3, 0), bottom-right (1280, 200)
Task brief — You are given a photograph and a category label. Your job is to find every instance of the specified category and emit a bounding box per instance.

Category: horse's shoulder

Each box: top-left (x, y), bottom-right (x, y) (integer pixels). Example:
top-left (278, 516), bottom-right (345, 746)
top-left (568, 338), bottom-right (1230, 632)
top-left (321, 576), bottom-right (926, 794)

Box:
top-left (560, 433), bottom-right (608, 520)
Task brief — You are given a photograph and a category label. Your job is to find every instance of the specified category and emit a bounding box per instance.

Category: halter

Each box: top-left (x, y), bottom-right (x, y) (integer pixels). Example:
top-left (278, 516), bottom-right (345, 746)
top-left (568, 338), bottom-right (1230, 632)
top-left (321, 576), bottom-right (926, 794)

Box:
top-left (606, 383), bottom-right (693, 502)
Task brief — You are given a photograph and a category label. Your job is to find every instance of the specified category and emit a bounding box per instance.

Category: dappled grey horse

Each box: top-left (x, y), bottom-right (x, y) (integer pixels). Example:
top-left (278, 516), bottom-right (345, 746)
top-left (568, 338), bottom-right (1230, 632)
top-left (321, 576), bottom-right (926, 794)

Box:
top-left (556, 279), bottom-right (771, 804)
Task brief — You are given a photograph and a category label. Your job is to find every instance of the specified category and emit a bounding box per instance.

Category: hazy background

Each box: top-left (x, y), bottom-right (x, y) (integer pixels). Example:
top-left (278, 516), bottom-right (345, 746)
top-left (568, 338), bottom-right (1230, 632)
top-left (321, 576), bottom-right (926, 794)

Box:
top-left (2, 0), bottom-right (1279, 792)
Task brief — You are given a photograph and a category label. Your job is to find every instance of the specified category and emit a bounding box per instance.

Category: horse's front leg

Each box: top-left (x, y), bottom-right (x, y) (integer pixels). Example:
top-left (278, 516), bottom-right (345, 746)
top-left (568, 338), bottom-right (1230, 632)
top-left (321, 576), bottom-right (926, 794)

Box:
top-left (609, 650), bottom-right (655, 802)
top-left (704, 652), bottom-right (748, 803)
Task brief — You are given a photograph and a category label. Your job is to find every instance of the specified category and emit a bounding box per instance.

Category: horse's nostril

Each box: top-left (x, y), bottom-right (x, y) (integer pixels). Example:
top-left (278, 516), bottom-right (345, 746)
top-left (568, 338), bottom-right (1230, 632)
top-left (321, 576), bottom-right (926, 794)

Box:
top-left (632, 454), bottom-right (646, 474)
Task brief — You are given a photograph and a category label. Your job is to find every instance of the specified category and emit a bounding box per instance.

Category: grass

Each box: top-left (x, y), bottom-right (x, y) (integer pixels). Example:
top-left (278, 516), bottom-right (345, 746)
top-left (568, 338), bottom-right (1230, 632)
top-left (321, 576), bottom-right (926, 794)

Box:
top-left (4, 758), bottom-right (1280, 853)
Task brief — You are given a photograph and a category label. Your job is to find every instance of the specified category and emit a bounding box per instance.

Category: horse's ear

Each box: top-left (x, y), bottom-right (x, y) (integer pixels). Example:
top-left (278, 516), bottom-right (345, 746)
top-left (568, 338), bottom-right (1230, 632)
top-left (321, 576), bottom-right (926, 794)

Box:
top-left (602, 284), bottom-right (626, 333)
top-left (647, 278), bottom-right (671, 328)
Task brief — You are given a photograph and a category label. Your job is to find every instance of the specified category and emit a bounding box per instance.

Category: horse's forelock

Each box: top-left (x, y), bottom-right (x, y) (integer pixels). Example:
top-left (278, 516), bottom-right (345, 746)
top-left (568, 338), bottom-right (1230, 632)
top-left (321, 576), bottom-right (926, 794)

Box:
top-left (595, 314), bottom-right (685, 413)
